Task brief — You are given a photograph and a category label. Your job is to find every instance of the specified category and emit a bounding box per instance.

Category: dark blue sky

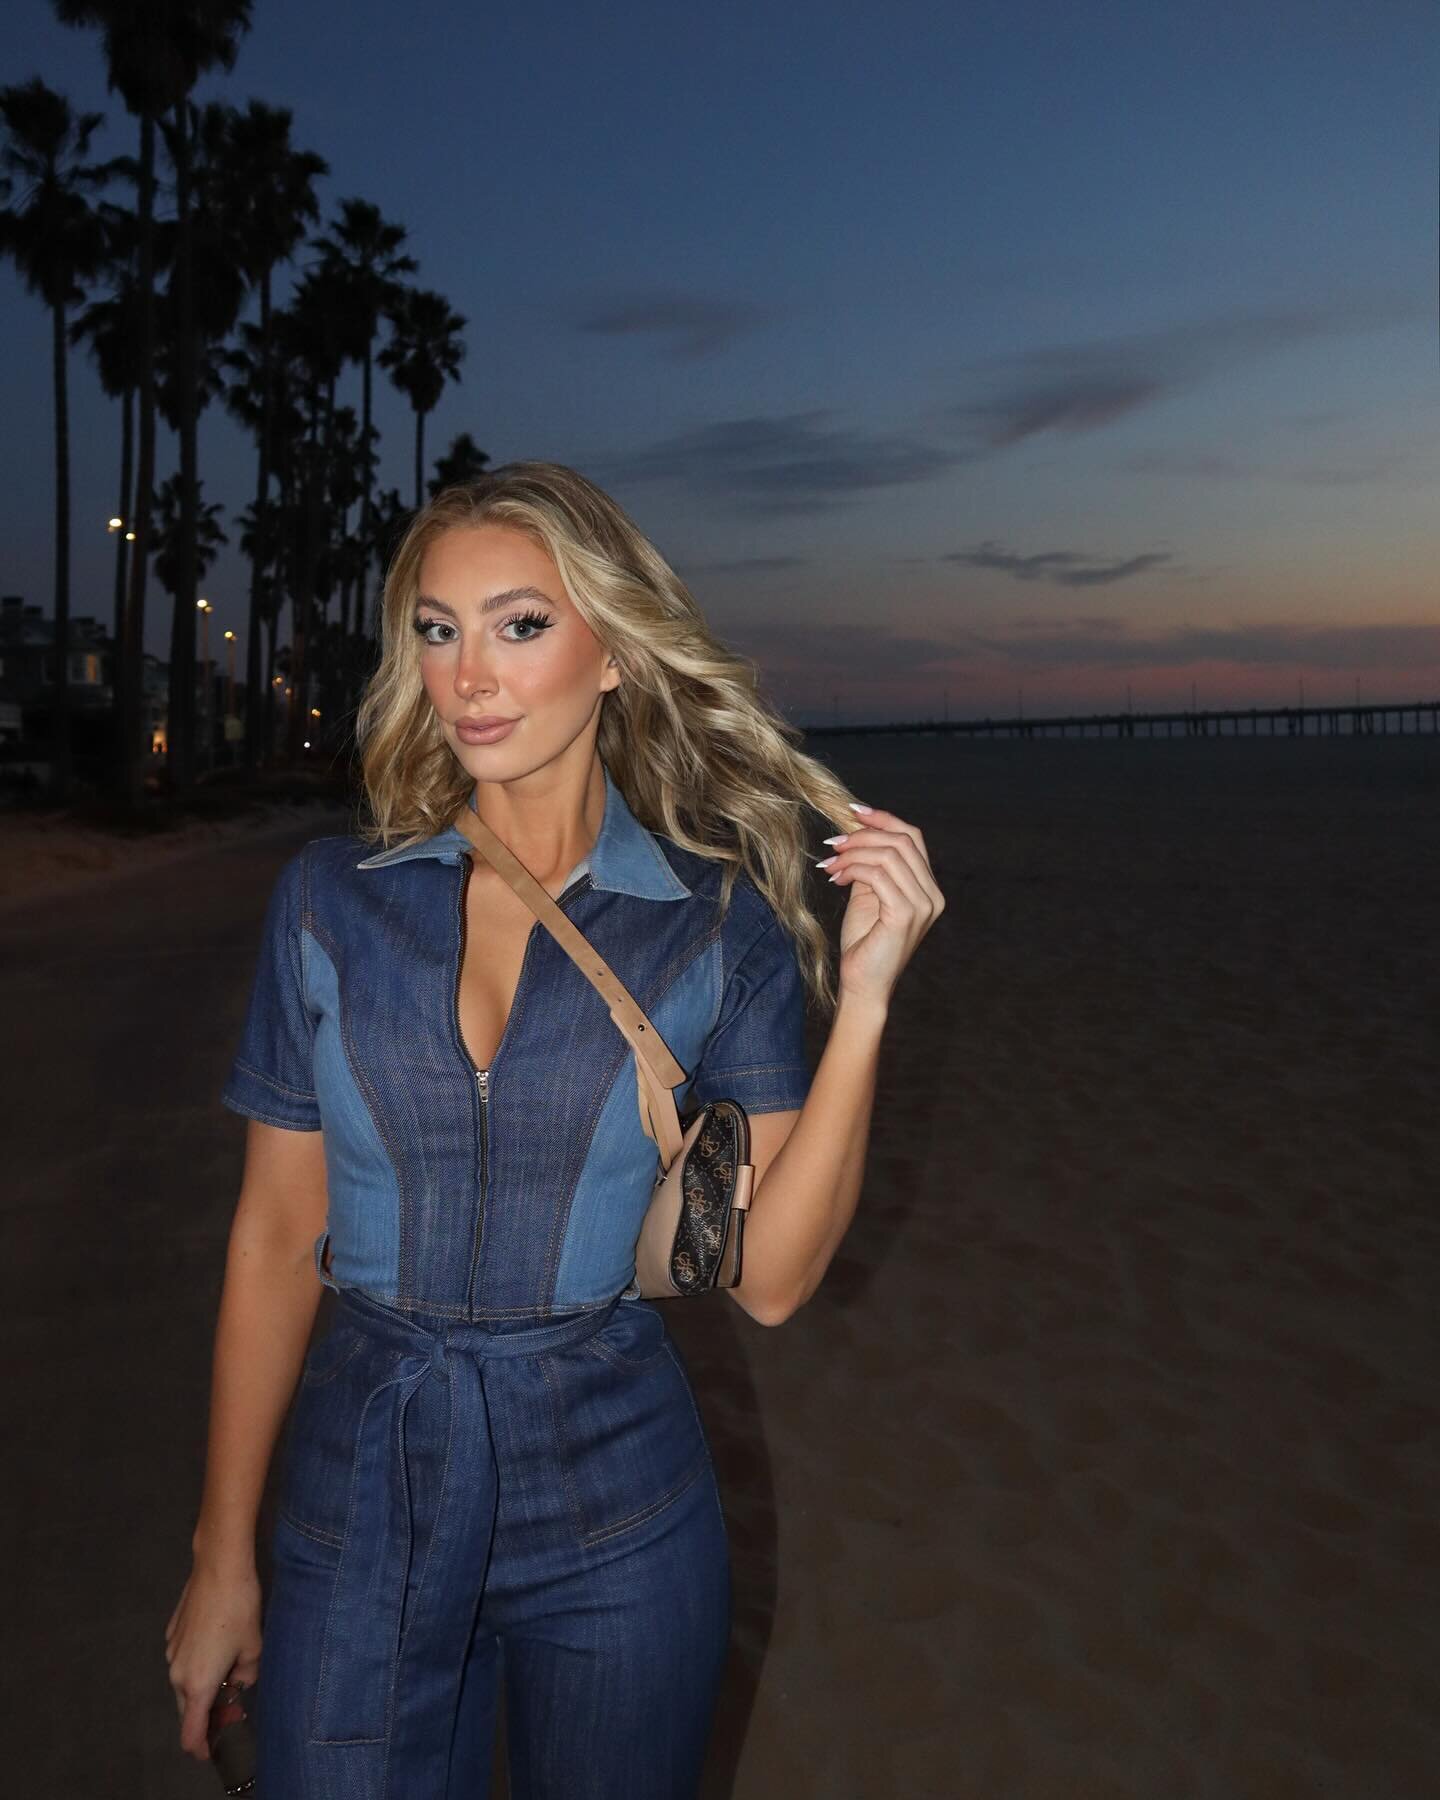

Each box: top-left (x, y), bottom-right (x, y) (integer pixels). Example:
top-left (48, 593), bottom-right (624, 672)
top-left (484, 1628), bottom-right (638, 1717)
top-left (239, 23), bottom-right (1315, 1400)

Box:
top-left (3, 0), bottom-right (1437, 722)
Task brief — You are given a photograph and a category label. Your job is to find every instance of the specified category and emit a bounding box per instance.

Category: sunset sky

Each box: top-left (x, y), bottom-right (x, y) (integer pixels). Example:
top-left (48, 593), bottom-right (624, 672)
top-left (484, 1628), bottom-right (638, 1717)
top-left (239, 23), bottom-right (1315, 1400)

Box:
top-left (3, 0), bottom-right (1436, 724)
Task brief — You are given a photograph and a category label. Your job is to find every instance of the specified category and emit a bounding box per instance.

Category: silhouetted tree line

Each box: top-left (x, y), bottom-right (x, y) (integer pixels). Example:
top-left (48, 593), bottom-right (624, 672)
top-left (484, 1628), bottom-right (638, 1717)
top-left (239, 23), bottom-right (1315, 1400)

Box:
top-left (0, 3), bottom-right (485, 809)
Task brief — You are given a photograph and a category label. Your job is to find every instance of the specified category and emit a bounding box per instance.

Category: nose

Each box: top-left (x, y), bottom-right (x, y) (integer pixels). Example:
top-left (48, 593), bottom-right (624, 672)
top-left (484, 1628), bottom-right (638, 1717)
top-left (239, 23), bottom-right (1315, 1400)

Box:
top-left (453, 643), bottom-right (497, 700)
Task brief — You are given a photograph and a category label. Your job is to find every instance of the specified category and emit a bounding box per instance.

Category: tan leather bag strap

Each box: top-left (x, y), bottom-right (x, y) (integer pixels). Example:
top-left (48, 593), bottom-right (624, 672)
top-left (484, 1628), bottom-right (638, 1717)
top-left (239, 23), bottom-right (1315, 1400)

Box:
top-left (449, 800), bottom-right (688, 1169)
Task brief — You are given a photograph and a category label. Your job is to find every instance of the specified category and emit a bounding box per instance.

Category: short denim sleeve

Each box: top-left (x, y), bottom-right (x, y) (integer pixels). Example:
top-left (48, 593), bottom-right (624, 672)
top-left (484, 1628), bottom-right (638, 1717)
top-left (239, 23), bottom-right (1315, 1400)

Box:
top-left (220, 846), bottom-right (322, 1131)
top-left (687, 916), bottom-right (812, 1114)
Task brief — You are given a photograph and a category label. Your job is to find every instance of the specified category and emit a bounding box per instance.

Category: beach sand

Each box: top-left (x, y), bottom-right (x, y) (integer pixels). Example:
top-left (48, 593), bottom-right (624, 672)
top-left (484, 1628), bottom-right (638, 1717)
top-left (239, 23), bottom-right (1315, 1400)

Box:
top-left (670, 731), bottom-right (1440, 1798)
top-left (4, 733), bottom-right (1437, 1795)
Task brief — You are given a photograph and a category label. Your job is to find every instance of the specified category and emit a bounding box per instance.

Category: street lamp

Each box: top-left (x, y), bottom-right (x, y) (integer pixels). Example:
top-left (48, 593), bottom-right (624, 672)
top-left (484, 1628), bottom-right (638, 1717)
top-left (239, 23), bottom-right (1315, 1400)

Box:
top-left (107, 515), bottom-right (123, 533)
top-left (197, 598), bottom-right (214, 770)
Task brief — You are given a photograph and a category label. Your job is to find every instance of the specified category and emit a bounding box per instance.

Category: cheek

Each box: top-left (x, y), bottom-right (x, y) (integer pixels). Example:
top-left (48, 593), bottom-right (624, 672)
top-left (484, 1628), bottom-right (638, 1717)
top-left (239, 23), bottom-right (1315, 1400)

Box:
top-left (418, 656), bottom-right (449, 707)
top-left (506, 635), bottom-right (596, 707)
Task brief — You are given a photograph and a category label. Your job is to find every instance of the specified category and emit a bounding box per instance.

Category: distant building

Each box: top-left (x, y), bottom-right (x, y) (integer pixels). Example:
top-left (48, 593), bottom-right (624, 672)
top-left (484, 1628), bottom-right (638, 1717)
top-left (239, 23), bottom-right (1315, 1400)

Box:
top-left (0, 595), bottom-right (113, 708)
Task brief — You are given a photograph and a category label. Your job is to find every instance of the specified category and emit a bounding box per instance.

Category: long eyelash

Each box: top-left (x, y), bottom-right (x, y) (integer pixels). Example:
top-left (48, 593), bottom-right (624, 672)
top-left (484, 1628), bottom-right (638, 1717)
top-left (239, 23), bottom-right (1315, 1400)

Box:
top-left (506, 608), bottom-right (554, 638)
top-left (411, 611), bottom-right (554, 644)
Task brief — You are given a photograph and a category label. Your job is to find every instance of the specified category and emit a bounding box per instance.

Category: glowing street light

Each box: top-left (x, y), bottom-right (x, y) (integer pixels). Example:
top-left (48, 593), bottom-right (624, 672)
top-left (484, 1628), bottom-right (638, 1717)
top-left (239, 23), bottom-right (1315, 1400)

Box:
top-left (107, 515), bottom-right (123, 533)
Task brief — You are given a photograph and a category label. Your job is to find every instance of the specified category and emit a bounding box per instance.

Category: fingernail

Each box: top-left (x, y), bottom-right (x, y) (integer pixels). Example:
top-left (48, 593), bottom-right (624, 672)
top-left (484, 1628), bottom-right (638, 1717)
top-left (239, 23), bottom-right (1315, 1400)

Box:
top-left (822, 834), bottom-right (848, 846)
top-left (848, 801), bottom-right (873, 813)
top-left (815, 856), bottom-right (836, 869)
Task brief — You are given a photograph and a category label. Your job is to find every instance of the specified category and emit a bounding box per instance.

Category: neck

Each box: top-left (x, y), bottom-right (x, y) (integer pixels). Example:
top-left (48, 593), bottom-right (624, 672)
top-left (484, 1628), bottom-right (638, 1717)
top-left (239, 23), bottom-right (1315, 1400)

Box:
top-left (466, 753), bottom-right (605, 886)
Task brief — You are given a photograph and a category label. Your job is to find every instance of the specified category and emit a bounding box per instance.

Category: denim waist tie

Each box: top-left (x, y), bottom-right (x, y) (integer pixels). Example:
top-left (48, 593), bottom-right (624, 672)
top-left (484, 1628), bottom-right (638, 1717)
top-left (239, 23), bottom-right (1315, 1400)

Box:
top-left (309, 1282), bottom-right (624, 1757)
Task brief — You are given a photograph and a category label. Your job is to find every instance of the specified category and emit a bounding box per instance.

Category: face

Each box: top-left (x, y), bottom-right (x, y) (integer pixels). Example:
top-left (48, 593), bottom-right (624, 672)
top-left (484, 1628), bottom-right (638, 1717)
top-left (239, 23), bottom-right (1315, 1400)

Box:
top-left (412, 523), bottom-right (621, 779)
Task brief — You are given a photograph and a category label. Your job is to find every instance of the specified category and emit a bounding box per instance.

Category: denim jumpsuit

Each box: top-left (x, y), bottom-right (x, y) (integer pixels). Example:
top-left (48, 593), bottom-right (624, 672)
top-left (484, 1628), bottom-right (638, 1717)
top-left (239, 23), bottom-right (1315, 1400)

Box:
top-left (219, 762), bottom-right (812, 1799)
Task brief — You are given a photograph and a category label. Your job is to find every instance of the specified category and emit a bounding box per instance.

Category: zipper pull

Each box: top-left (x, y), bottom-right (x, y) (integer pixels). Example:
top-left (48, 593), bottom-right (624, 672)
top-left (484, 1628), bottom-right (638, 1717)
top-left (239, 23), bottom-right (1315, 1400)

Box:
top-left (477, 1067), bottom-right (490, 1103)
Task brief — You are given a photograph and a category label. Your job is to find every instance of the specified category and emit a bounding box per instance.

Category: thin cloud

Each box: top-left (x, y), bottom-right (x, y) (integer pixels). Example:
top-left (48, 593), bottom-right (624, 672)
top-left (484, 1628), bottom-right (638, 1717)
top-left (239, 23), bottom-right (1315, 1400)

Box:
top-left (687, 554), bottom-right (810, 573)
top-left (1116, 446), bottom-right (1420, 486)
top-left (975, 618), bottom-right (1440, 672)
top-left (591, 411), bottom-right (972, 518)
top-left (573, 293), bottom-right (767, 358)
top-left (730, 618), bottom-right (979, 679)
top-left (1116, 449), bottom-right (1250, 480)
top-left (944, 296), bottom-right (1420, 452)
top-left (1008, 614), bottom-right (1127, 636)
top-left (943, 539), bottom-right (1174, 588)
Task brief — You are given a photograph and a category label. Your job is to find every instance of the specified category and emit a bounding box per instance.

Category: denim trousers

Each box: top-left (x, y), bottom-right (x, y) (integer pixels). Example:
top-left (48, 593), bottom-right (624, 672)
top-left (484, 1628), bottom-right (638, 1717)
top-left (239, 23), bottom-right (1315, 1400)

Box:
top-left (254, 1283), bottom-right (732, 1798)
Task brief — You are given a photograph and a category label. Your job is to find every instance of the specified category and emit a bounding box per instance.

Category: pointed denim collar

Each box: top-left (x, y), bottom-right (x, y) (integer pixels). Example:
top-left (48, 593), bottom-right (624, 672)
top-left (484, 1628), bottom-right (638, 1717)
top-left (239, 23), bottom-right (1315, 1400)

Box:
top-left (354, 760), bottom-right (690, 900)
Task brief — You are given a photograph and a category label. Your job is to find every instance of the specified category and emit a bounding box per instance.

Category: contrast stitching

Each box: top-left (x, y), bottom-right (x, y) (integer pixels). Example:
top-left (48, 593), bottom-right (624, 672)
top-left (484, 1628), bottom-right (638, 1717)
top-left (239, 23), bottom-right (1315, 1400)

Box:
top-left (309, 912), bottom-right (409, 1303)
top-left (582, 1335), bottom-right (669, 1372)
top-left (276, 1507), bottom-right (345, 1550)
top-left (691, 1059), bottom-right (809, 1080)
top-left (307, 1361), bottom-right (411, 1747)
top-left (536, 1352), bottom-right (586, 1538)
top-left (227, 1059), bottom-right (318, 1102)
top-left (540, 921), bottom-right (723, 1304)
top-left (579, 1449), bottom-right (709, 1548)
top-left (300, 1334), bottom-right (364, 1388)
top-left (221, 1093), bottom-right (321, 1131)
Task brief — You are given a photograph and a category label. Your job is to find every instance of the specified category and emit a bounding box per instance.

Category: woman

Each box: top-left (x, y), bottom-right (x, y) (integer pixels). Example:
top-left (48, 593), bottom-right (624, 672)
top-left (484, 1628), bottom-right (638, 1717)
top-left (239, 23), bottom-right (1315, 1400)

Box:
top-left (164, 462), bottom-right (944, 1796)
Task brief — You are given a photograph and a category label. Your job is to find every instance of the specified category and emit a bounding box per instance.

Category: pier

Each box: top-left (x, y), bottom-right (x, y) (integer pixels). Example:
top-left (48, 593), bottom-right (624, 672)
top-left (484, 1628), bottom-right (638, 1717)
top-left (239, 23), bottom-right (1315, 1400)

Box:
top-left (804, 700), bottom-right (1440, 740)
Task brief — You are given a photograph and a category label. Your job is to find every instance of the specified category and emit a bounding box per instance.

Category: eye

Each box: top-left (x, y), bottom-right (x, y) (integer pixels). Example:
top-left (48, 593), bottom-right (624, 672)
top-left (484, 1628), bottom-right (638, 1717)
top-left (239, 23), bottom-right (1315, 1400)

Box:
top-left (411, 610), bottom-right (555, 647)
top-left (501, 608), bottom-right (555, 643)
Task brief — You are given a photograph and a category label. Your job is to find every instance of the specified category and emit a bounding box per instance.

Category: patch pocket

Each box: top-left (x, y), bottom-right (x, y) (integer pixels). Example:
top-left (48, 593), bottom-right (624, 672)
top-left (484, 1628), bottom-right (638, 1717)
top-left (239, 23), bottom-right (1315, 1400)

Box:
top-left (545, 1334), bottom-right (712, 1548)
top-left (583, 1297), bottom-right (669, 1369)
top-left (298, 1319), bottom-right (364, 1389)
top-left (276, 1332), bottom-right (397, 1549)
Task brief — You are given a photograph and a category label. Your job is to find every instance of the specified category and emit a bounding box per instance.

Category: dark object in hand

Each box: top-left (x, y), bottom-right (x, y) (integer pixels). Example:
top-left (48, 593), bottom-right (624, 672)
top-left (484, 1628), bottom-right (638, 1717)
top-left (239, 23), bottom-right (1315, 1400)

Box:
top-left (206, 1679), bottom-right (256, 1794)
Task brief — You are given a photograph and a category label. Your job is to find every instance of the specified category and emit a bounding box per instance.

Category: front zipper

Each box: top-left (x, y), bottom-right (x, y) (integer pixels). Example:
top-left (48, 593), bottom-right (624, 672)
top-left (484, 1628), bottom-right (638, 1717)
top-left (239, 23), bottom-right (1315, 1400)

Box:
top-left (457, 853), bottom-right (592, 1318)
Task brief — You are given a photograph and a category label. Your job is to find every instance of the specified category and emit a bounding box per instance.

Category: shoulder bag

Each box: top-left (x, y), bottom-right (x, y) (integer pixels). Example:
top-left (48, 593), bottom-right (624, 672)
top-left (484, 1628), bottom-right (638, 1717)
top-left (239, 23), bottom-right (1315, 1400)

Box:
top-left (449, 801), bottom-right (755, 1300)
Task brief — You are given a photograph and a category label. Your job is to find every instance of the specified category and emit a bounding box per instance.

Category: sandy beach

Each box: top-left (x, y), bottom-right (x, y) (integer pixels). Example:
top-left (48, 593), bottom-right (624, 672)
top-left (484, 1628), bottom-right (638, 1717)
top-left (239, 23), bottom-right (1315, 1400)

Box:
top-left (4, 731), bottom-right (1437, 1796)
top-left (676, 730), bottom-right (1440, 1798)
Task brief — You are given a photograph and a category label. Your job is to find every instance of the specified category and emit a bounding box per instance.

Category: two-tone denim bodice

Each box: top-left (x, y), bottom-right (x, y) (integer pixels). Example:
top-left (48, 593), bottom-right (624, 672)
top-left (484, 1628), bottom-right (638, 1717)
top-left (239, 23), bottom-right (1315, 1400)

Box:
top-left (220, 763), bottom-right (812, 1319)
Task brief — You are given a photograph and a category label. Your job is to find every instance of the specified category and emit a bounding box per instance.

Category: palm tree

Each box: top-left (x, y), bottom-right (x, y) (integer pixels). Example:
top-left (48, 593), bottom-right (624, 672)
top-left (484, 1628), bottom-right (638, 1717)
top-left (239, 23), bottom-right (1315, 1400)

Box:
top-left (70, 200), bottom-right (144, 657)
top-left (271, 271), bottom-right (351, 759)
top-left (150, 471), bottom-right (227, 596)
top-left (429, 430), bottom-right (491, 498)
top-left (158, 97), bottom-right (249, 786)
top-left (151, 471), bottom-right (226, 765)
top-left (311, 198), bottom-right (416, 632)
top-left (54, 0), bottom-right (252, 809)
top-left (0, 77), bottom-right (111, 800)
top-left (379, 287), bottom-right (468, 509)
top-left (217, 99), bottom-right (325, 771)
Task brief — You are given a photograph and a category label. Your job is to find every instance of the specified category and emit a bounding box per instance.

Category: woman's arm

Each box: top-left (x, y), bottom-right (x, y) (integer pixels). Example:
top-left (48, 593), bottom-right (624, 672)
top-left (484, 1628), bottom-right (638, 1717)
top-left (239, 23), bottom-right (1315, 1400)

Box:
top-left (729, 987), bottom-right (888, 1326)
top-left (190, 1120), bottom-right (329, 1564)
top-left (729, 799), bottom-right (944, 1326)
top-left (165, 1118), bottom-right (329, 1760)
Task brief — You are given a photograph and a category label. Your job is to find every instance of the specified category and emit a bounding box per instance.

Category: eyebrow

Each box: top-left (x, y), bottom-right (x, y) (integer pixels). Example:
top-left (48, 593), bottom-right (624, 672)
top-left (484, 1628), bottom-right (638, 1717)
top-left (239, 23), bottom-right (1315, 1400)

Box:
top-left (414, 586), bottom-right (556, 619)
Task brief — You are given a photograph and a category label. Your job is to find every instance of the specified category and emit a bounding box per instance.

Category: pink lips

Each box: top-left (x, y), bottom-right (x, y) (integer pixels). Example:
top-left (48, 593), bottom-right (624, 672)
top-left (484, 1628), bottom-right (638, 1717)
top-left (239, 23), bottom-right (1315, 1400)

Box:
top-left (456, 716), bottom-right (519, 743)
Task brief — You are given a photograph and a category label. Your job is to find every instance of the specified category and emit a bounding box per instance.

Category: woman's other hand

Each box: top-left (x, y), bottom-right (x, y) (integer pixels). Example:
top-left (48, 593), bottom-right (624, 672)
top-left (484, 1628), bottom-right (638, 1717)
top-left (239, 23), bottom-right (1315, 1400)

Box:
top-left (163, 1556), bottom-right (263, 1760)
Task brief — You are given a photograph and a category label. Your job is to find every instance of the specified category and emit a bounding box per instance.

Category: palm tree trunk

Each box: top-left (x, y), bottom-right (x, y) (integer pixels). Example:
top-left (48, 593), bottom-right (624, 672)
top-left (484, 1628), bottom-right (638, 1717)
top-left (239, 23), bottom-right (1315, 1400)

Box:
top-left (244, 267), bottom-right (274, 774)
top-left (112, 384), bottom-right (132, 664)
top-left (50, 296), bottom-right (73, 801)
top-left (414, 406), bottom-right (424, 511)
top-left (121, 110), bottom-right (157, 813)
top-left (361, 341), bottom-right (376, 637)
top-left (263, 607), bottom-right (277, 760)
top-left (168, 97), bottom-right (199, 792)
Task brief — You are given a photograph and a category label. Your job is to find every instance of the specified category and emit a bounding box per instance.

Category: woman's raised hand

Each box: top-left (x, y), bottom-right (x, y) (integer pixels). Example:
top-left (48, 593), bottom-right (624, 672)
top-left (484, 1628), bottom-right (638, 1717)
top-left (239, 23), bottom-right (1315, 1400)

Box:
top-left (816, 801), bottom-right (945, 1006)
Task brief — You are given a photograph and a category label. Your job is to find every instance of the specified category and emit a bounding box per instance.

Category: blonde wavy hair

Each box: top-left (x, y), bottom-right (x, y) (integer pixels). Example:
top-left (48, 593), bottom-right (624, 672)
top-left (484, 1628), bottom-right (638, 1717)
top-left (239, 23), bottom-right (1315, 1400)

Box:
top-left (353, 460), bottom-right (863, 1014)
